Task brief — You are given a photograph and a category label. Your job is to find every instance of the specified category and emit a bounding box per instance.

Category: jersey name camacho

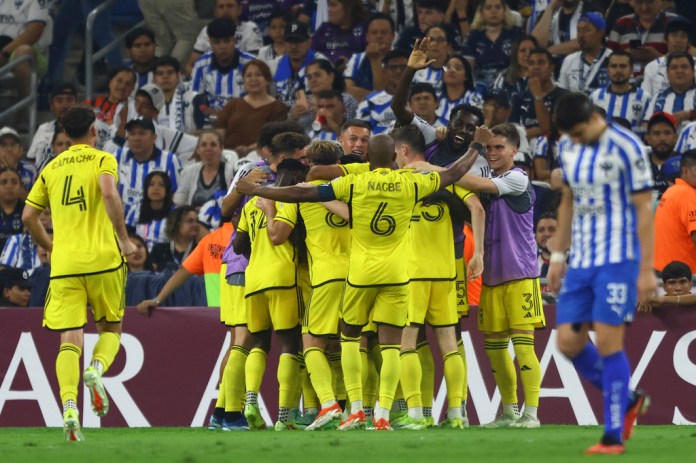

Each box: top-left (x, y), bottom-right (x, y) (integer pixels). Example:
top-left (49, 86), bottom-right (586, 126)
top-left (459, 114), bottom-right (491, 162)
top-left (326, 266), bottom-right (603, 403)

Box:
top-left (25, 144), bottom-right (124, 278)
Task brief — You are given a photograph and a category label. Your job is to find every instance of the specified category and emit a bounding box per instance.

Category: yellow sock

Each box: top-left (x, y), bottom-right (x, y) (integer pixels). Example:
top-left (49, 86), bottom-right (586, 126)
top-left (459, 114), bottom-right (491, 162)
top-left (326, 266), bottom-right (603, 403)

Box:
top-left (328, 352), bottom-right (346, 401)
top-left (399, 349), bottom-right (422, 408)
top-left (363, 351), bottom-right (378, 408)
top-left (224, 346), bottom-right (248, 412)
top-left (245, 348), bottom-right (267, 393)
top-left (457, 337), bottom-right (468, 402)
top-left (443, 350), bottom-right (465, 408)
top-left (277, 354), bottom-right (300, 409)
top-left (379, 345), bottom-right (401, 411)
top-left (417, 341), bottom-right (434, 408)
top-left (360, 348), bottom-right (368, 387)
top-left (484, 337), bottom-right (517, 405)
top-left (216, 378), bottom-right (226, 409)
top-left (304, 347), bottom-right (335, 405)
top-left (91, 332), bottom-right (120, 374)
top-left (340, 334), bottom-right (362, 404)
top-left (512, 334), bottom-right (541, 408)
top-left (56, 343), bottom-right (81, 405)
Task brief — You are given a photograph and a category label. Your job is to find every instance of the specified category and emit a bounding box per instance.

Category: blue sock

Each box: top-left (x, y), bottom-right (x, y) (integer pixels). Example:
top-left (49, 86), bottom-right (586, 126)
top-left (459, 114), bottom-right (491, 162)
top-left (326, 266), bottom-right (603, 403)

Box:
top-left (571, 343), bottom-right (603, 390)
top-left (601, 351), bottom-right (630, 444)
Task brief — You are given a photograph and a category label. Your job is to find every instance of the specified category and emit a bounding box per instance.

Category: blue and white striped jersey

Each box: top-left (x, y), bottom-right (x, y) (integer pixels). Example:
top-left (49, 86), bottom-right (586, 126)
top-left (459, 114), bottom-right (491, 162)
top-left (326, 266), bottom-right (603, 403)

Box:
top-left (414, 66), bottom-right (444, 94)
top-left (135, 218), bottom-right (169, 252)
top-left (308, 129), bottom-right (338, 141)
top-left (191, 50), bottom-right (255, 111)
top-left (559, 123), bottom-right (653, 269)
top-left (343, 52), bottom-right (374, 91)
top-left (113, 147), bottom-right (182, 228)
top-left (590, 85), bottom-right (651, 131)
top-left (645, 86), bottom-right (696, 130)
top-left (436, 90), bottom-right (483, 126)
top-left (0, 232), bottom-right (40, 271)
top-left (676, 121), bottom-right (696, 153)
top-left (357, 90), bottom-right (396, 134)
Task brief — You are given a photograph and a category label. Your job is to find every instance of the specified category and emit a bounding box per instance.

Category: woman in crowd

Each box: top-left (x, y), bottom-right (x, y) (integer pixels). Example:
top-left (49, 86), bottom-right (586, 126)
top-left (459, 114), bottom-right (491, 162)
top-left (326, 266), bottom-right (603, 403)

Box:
top-left (289, 59), bottom-right (358, 133)
top-left (37, 127), bottom-right (71, 173)
top-left (174, 130), bottom-right (235, 209)
top-left (126, 233), bottom-right (153, 273)
top-left (463, 0), bottom-right (523, 90)
top-left (0, 167), bottom-right (23, 251)
top-left (215, 60), bottom-right (288, 155)
top-left (133, 171), bottom-right (175, 252)
top-left (312, 0), bottom-right (368, 67)
top-left (257, 10), bottom-right (291, 62)
top-left (414, 24), bottom-right (456, 95)
top-left (492, 34), bottom-right (538, 104)
top-left (84, 67), bottom-right (136, 124)
top-left (437, 55), bottom-right (484, 125)
top-left (150, 206), bottom-right (200, 272)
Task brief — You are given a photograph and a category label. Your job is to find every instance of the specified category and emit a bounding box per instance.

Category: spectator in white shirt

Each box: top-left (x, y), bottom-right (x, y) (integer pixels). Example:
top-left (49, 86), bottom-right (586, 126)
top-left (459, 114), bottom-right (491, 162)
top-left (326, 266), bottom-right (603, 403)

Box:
top-left (27, 82), bottom-right (77, 168)
top-left (642, 17), bottom-right (696, 97)
top-left (558, 12), bottom-right (612, 94)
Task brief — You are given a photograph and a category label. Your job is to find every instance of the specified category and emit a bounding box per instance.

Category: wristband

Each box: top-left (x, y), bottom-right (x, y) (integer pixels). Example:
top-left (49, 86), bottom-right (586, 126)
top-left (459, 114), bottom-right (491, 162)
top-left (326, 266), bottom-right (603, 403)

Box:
top-left (470, 142), bottom-right (486, 157)
top-left (550, 252), bottom-right (566, 264)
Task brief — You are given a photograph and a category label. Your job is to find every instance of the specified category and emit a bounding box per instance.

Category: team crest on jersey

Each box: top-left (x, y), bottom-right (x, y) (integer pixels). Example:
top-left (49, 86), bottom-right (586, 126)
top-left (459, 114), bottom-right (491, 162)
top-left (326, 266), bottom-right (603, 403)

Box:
top-left (15, 0), bottom-right (24, 8)
top-left (632, 102), bottom-right (643, 116)
top-left (600, 161), bottom-right (614, 174)
top-left (634, 158), bottom-right (647, 172)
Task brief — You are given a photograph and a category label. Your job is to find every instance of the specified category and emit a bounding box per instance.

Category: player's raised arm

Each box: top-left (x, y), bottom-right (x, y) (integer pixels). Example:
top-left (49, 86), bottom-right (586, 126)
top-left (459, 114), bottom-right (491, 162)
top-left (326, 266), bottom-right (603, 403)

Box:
top-left (98, 173), bottom-right (136, 257)
top-left (439, 126), bottom-right (494, 187)
top-left (391, 38), bottom-right (435, 126)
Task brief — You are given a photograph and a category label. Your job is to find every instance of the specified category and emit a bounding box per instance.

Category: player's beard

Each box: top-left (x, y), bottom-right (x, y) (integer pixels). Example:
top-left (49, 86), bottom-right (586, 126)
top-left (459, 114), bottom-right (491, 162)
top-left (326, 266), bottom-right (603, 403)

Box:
top-left (610, 77), bottom-right (630, 86)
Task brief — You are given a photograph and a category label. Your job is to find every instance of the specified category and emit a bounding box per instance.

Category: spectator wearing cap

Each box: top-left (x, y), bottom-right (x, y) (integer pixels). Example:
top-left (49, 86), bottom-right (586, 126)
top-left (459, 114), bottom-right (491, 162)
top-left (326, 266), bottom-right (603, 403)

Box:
top-left (344, 13), bottom-right (397, 101)
top-left (0, 167), bottom-right (24, 251)
top-left (27, 83), bottom-right (77, 169)
top-left (0, 267), bottom-right (32, 307)
top-left (531, 0), bottom-right (587, 58)
top-left (0, 128), bottom-right (36, 196)
top-left (256, 10), bottom-right (291, 62)
top-left (394, 0), bottom-right (449, 53)
top-left (413, 25), bottom-right (455, 95)
top-left (191, 17), bottom-right (256, 112)
top-left (642, 17), bottom-right (696, 96)
top-left (357, 50), bottom-right (409, 134)
top-left (644, 52), bottom-right (696, 131)
top-left (106, 84), bottom-right (199, 167)
top-left (239, 0), bottom-right (303, 37)
top-left (152, 57), bottom-right (196, 134)
top-left (437, 55), bottom-right (483, 127)
top-left (126, 28), bottom-right (158, 93)
top-left (311, 0), bottom-right (368, 68)
top-left (269, 20), bottom-right (328, 108)
top-left (660, 155), bottom-right (682, 187)
top-left (112, 118), bottom-right (183, 228)
top-left (185, 0), bottom-right (263, 77)
top-left (462, 0), bottom-right (523, 91)
top-left (492, 34), bottom-right (539, 105)
top-left (558, 12), bottom-right (612, 94)
top-left (409, 83), bottom-right (444, 128)
top-left (591, 50), bottom-right (652, 132)
top-left (608, 0), bottom-right (679, 76)
top-left (482, 89), bottom-right (531, 161)
top-left (645, 112), bottom-right (679, 197)
top-left (654, 149), bottom-right (696, 273)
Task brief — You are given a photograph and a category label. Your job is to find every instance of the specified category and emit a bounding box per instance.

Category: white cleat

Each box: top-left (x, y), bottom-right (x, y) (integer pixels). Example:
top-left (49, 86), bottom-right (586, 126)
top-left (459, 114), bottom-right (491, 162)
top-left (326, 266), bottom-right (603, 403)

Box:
top-left (509, 414), bottom-right (541, 429)
top-left (481, 412), bottom-right (520, 428)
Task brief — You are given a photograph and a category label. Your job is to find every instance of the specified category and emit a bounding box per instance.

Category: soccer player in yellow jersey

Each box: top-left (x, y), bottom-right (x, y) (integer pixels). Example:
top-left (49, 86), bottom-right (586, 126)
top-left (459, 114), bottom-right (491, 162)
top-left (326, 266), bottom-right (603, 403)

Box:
top-left (21, 107), bottom-right (137, 441)
top-left (390, 125), bottom-right (486, 430)
top-left (232, 159), bottom-right (307, 431)
top-left (236, 132), bottom-right (489, 430)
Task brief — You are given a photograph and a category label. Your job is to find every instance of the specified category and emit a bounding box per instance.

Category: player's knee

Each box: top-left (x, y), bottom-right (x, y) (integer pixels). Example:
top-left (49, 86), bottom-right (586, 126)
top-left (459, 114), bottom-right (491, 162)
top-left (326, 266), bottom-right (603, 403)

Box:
top-left (276, 325), bottom-right (301, 353)
top-left (249, 330), bottom-right (272, 352)
top-left (234, 327), bottom-right (253, 350)
top-left (340, 320), bottom-right (362, 338)
top-left (556, 333), bottom-right (584, 358)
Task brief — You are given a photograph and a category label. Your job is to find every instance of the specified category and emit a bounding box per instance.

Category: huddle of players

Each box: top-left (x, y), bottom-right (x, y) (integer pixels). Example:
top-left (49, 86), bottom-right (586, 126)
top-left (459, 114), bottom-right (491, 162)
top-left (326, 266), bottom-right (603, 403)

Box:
top-left (207, 112), bottom-right (546, 431)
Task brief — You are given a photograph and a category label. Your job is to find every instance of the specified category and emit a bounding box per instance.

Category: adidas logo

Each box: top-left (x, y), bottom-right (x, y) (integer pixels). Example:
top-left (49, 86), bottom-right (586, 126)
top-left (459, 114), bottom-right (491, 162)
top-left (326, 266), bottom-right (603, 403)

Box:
top-left (520, 365), bottom-right (532, 371)
top-left (523, 312), bottom-right (533, 318)
top-left (458, 300), bottom-right (466, 306)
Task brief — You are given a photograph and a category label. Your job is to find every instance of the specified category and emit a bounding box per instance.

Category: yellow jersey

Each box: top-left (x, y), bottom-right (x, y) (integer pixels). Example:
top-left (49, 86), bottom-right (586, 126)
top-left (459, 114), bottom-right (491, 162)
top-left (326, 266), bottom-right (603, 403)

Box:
top-left (339, 163), bottom-right (370, 176)
top-left (408, 185), bottom-right (475, 281)
top-left (329, 167), bottom-right (441, 286)
top-left (237, 196), bottom-right (297, 296)
top-left (275, 180), bottom-right (352, 287)
top-left (25, 144), bottom-right (124, 278)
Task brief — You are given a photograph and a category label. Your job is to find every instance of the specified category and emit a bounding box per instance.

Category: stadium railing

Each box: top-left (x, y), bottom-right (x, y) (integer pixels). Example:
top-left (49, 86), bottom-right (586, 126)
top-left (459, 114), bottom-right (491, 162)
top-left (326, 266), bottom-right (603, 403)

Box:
top-left (0, 55), bottom-right (37, 136)
top-left (85, 0), bottom-right (146, 101)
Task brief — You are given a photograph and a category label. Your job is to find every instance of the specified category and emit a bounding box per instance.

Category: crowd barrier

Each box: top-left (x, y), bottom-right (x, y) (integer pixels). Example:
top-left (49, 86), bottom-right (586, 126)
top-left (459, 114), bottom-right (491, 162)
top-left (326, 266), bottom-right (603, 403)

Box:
top-left (1, 305), bottom-right (695, 427)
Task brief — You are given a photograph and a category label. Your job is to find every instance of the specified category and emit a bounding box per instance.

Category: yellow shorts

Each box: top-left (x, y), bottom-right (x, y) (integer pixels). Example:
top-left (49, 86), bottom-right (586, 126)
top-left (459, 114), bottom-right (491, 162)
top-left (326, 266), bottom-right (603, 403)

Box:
top-left (408, 280), bottom-right (458, 326)
top-left (246, 287), bottom-right (301, 333)
top-left (455, 257), bottom-right (469, 317)
top-left (478, 278), bottom-right (546, 333)
top-left (340, 283), bottom-right (408, 328)
top-left (303, 280), bottom-right (344, 336)
top-left (43, 264), bottom-right (127, 331)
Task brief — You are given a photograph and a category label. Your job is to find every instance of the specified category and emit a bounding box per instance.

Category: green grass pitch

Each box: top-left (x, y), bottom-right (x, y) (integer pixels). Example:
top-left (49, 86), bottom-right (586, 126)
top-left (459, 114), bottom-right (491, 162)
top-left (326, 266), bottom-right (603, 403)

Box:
top-left (1, 426), bottom-right (694, 463)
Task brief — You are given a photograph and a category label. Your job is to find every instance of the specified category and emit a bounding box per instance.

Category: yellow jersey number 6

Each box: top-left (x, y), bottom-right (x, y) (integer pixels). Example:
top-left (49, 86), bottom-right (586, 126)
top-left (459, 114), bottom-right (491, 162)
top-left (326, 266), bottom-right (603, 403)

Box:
top-left (370, 202), bottom-right (396, 236)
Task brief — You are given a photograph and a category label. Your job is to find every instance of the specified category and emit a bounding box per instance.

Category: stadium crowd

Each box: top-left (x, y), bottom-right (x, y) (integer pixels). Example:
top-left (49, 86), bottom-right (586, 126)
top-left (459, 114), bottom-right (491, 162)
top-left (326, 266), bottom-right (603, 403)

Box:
top-left (1, 0), bottom-right (696, 438)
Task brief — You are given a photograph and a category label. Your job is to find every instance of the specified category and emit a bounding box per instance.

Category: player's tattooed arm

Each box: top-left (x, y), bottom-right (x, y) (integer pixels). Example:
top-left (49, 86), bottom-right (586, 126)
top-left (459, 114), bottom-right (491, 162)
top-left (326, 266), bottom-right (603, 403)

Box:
top-left (322, 201), bottom-right (349, 221)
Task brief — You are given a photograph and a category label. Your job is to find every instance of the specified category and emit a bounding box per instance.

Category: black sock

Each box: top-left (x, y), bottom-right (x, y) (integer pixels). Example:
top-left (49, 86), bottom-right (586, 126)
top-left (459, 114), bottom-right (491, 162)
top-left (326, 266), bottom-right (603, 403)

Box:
top-left (224, 411), bottom-right (243, 422)
top-left (338, 400), bottom-right (347, 411)
top-left (601, 434), bottom-right (623, 446)
top-left (213, 407), bottom-right (225, 419)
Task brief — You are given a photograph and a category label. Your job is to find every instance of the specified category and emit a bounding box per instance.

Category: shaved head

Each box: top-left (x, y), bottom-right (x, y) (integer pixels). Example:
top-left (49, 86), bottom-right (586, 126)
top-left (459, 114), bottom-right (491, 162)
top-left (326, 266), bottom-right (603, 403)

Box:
top-left (367, 134), bottom-right (396, 168)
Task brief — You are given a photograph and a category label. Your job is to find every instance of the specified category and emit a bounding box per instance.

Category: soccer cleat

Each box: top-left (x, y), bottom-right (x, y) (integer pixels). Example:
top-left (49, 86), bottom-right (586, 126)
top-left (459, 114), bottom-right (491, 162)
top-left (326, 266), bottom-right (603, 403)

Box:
top-left (373, 418), bottom-right (394, 431)
top-left (306, 403), bottom-right (342, 431)
top-left (481, 411), bottom-right (520, 428)
top-left (585, 443), bottom-right (625, 455)
top-left (274, 419), bottom-right (300, 431)
top-left (63, 409), bottom-right (84, 442)
top-left (509, 414), bottom-right (541, 429)
top-left (391, 415), bottom-right (428, 430)
top-left (244, 403), bottom-right (266, 431)
top-left (624, 390), bottom-right (651, 441)
top-left (424, 416), bottom-right (436, 428)
top-left (293, 409), bottom-right (316, 429)
top-left (439, 417), bottom-right (465, 430)
top-left (83, 366), bottom-right (109, 417)
top-left (338, 410), bottom-right (366, 430)
top-left (208, 413), bottom-right (224, 430)
top-left (389, 408), bottom-right (407, 422)
top-left (221, 416), bottom-right (249, 431)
